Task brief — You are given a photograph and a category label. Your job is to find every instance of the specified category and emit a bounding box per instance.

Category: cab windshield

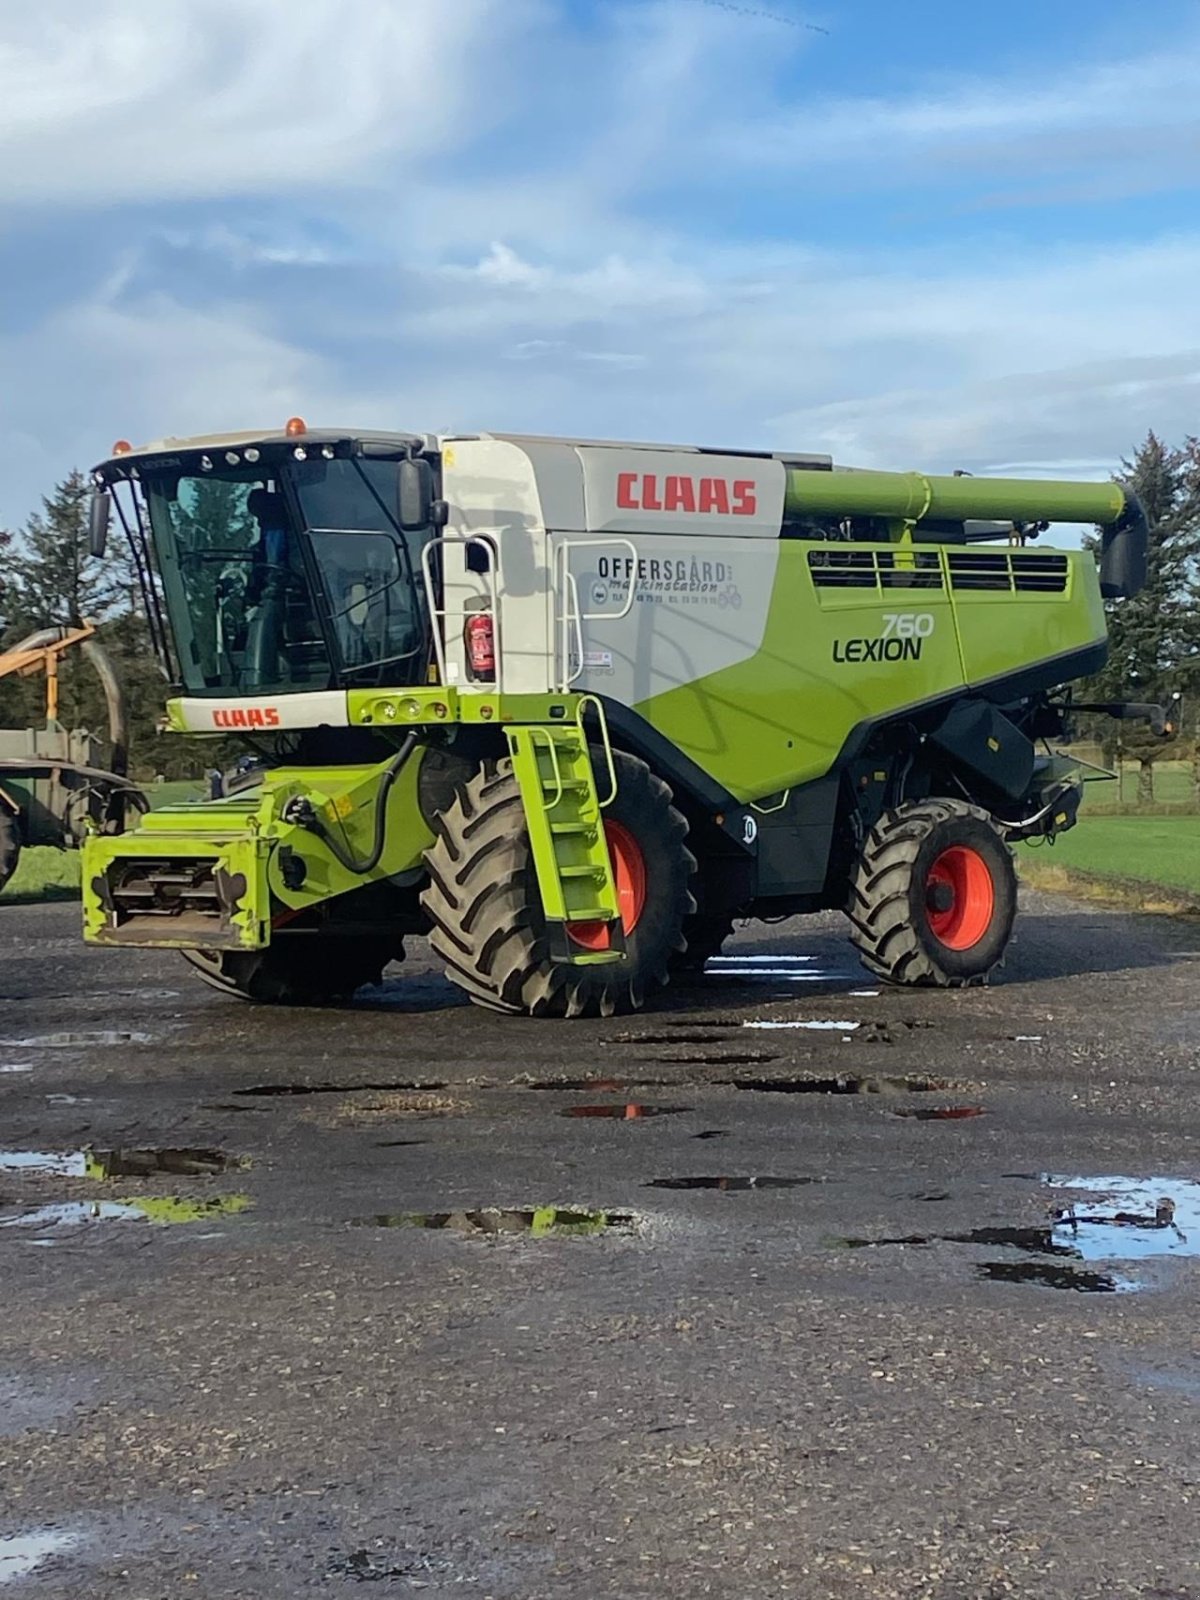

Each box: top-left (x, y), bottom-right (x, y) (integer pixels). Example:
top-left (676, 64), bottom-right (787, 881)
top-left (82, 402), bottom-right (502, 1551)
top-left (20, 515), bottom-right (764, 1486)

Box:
top-left (140, 455), bottom-right (431, 696)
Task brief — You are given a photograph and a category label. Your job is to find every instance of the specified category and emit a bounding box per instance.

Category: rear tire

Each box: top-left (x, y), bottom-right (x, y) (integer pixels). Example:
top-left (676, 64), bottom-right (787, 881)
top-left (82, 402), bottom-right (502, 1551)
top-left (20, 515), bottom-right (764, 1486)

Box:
top-left (846, 798), bottom-right (1016, 987)
top-left (182, 935), bottom-right (396, 1004)
top-left (0, 809), bottom-right (21, 893)
top-left (421, 752), bottom-right (696, 1017)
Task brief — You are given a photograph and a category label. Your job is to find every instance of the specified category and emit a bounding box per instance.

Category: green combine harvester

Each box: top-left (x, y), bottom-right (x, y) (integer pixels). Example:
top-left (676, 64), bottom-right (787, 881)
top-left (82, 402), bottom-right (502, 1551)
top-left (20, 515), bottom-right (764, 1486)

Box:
top-left (82, 421), bottom-right (1148, 1013)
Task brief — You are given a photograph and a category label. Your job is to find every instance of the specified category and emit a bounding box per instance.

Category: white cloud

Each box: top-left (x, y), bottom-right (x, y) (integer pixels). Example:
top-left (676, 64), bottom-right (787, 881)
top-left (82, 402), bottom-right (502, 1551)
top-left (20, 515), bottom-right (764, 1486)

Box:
top-left (0, 0), bottom-right (525, 206)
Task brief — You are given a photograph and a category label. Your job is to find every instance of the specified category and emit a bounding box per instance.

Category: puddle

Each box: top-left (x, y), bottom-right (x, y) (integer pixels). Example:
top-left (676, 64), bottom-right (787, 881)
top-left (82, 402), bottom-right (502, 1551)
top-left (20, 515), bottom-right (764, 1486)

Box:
top-left (353, 1206), bottom-right (633, 1236)
top-left (893, 1106), bottom-right (986, 1121)
top-left (560, 1104), bottom-right (689, 1119)
top-left (0, 1031), bottom-right (153, 1048)
top-left (849, 989), bottom-right (880, 997)
top-left (743, 1019), bottom-right (860, 1032)
top-left (694, 1130), bottom-right (729, 1140)
top-left (0, 1064), bottom-right (33, 1075)
top-left (1045, 1175), bottom-right (1200, 1262)
top-left (236, 1080), bottom-right (447, 1097)
top-left (0, 1195), bottom-right (252, 1232)
top-left (45, 1094), bottom-right (88, 1105)
top-left (0, 1146), bottom-right (232, 1179)
top-left (0, 1527), bottom-right (78, 1584)
top-left (647, 1175), bottom-right (821, 1191)
top-left (1011, 1035), bottom-right (1044, 1043)
top-left (375, 1139), bottom-right (427, 1148)
top-left (617, 1032), bottom-right (737, 1046)
top-left (977, 1261), bottom-right (1127, 1293)
top-left (524, 1076), bottom-right (676, 1091)
top-left (726, 1073), bottom-right (949, 1095)
top-left (656, 1052), bottom-right (778, 1066)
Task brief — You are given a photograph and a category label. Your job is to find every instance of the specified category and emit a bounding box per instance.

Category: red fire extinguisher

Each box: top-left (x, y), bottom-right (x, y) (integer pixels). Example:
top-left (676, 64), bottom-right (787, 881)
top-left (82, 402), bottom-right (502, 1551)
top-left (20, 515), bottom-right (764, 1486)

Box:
top-left (464, 610), bottom-right (496, 682)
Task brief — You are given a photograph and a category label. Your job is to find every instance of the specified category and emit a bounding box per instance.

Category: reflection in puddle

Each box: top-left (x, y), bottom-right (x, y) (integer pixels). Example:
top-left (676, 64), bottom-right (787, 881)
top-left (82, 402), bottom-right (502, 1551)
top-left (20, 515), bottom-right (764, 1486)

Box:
top-left (0, 1195), bottom-right (252, 1233)
top-left (0, 1146), bottom-right (232, 1179)
top-left (236, 1080), bottom-right (446, 1097)
top-left (0, 1527), bottom-right (78, 1584)
top-left (560, 1104), bottom-right (689, 1119)
top-left (743, 1019), bottom-right (860, 1031)
top-left (0, 1031), bottom-right (152, 1048)
top-left (647, 1175), bottom-right (821, 1191)
top-left (893, 1106), bottom-right (986, 1121)
top-left (727, 1073), bottom-right (947, 1095)
top-left (977, 1261), bottom-right (1126, 1294)
top-left (354, 1206), bottom-right (633, 1236)
top-left (1046, 1175), bottom-right (1200, 1262)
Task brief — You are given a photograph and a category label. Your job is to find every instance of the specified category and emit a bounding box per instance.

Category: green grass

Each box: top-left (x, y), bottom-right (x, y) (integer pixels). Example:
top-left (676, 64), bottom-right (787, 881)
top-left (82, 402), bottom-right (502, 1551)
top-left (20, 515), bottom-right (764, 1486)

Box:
top-left (1085, 762), bottom-right (1196, 812)
top-left (1024, 813), bottom-right (1200, 896)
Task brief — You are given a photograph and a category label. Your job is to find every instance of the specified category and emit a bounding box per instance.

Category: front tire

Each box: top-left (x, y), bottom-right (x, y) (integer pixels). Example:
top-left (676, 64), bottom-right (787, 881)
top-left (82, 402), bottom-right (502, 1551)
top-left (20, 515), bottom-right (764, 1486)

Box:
top-left (182, 935), bottom-right (396, 1004)
top-left (421, 752), bottom-right (696, 1017)
top-left (846, 798), bottom-right (1016, 987)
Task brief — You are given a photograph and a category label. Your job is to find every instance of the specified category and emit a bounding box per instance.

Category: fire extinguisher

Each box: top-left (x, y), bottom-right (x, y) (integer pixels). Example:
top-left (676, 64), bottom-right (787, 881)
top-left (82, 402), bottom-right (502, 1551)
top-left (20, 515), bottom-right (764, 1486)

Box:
top-left (464, 610), bottom-right (496, 682)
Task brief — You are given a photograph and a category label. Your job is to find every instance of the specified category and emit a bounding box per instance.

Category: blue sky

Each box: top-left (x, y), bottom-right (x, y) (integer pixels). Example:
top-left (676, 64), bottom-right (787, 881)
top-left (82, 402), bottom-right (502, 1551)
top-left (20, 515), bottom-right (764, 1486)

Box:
top-left (2, 0), bottom-right (1200, 528)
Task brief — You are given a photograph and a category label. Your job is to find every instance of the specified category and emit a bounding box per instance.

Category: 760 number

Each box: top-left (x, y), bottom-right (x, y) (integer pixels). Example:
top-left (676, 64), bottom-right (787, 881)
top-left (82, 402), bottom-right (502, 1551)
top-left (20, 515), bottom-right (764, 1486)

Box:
top-left (882, 613), bottom-right (935, 639)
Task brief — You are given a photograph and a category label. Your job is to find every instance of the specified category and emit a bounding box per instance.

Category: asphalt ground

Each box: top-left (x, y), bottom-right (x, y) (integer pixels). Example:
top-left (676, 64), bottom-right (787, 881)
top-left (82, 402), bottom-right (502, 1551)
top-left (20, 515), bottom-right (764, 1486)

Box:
top-left (2, 893), bottom-right (1199, 1599)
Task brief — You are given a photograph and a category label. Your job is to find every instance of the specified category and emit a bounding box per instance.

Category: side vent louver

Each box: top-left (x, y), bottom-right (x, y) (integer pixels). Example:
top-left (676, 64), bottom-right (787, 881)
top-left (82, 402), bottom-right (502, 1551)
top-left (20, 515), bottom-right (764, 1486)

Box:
top-left (947, 552), bottom-right (1069, 593)
top-left (808, 550), bottom-right (943, 590)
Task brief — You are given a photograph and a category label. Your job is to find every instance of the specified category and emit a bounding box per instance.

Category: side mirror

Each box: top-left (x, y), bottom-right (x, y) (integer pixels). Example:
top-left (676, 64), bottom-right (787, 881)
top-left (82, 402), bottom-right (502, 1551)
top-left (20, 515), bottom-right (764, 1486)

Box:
top-left (88, 489), bottom-right (111, 559)
top-left (397, 458), bottom-right (434, 531)
top-left (1099, 490), bottom-right (1148, 600)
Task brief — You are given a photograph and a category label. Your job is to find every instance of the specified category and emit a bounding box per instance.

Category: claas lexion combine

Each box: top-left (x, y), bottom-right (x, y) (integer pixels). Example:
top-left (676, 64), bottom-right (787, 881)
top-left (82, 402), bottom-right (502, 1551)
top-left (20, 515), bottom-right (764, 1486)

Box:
top-left (82, 422), bottom-right (1149, 1013)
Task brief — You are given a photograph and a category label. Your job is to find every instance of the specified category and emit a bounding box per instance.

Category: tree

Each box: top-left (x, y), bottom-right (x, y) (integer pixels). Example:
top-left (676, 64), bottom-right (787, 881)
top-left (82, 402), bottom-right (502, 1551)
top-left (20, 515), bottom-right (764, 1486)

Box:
top-left (3, 470), bottom-right (125, 632)
top-left (1082, 433), bottom-right (1200, 802)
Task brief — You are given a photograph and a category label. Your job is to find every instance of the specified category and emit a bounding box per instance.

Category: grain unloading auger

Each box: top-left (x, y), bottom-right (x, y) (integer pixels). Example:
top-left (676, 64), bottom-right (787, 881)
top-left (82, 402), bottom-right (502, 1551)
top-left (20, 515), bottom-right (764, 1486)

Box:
top-left (82, 424), bottom-right (1147, 1012)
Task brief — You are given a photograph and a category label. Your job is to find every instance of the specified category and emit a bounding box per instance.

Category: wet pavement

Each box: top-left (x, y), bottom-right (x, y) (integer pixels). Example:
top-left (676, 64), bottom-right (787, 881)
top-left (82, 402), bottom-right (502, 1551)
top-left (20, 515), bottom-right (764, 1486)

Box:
top-left (2, 891), bottom-right (1200, 1597)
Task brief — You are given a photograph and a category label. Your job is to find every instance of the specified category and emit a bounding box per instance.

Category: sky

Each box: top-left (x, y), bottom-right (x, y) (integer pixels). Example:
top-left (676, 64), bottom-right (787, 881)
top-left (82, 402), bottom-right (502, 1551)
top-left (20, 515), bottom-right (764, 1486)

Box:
top-left (2, 0), bottom-right (1200, 529)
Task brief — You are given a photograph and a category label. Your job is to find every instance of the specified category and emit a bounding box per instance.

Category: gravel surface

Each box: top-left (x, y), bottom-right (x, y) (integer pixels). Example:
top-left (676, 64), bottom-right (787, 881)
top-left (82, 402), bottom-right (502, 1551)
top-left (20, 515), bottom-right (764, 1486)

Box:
top-left (1, 893), bottom-right (1199, 1599)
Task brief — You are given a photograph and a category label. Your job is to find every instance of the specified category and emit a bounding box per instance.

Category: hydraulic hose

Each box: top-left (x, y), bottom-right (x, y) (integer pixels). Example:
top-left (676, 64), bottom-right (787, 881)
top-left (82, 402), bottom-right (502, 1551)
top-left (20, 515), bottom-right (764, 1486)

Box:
top-left (285, 734), bottom-right (418, 876)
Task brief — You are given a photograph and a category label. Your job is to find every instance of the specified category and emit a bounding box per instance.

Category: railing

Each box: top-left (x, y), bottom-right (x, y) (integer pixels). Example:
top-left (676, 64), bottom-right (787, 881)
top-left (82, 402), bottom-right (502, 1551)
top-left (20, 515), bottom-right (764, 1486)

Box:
top-left (553, 537), bottom-right (640, 693)
top-left (419, 533), bottom-right (503, 693)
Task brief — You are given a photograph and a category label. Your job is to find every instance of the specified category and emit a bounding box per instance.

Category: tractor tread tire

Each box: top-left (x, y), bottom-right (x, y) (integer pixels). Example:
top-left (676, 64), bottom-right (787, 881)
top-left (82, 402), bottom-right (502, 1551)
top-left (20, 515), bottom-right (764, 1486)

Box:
top-left (421, 753), bottom-right (696, 1018)
top-left (846, 798), bottom-right (1016, 989)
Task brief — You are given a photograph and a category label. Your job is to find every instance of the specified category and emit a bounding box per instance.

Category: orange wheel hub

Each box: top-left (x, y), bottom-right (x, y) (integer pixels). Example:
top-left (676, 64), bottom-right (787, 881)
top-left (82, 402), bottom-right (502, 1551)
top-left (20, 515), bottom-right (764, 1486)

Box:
top-left (924, 844), bottom-right (995, 951)
top-left (566, 820), bottom-right (647, 952)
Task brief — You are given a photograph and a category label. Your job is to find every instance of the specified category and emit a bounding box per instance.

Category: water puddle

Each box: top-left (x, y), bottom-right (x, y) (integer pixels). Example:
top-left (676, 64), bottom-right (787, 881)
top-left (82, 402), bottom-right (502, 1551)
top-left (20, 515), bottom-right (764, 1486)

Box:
top-left (694, 1130), bottom-right (729, 1140)
top-left (656, 1052), bottom-right (778, 1066)
top-left (236, 1080), bottom-right (447, 1097)
top-left (726, 1073), bottom-right (949, 1095)
top-left (0, 1031), bottom-right (153, 1048)
top-left (0, 1195), bottom-right (252, 1234)
top-left (0, 1146), bottom-right (233, 1179)
top-left (977, 1261), bottom-right (1125, 1294)
top-left (616, 1031), bottom-right (738, 1046)
top-left (0, 1064), bottom-right (33, 1075)
top-left (1045, 1175), bottom-right (1200, 1262)
top-left (743, 1019), bottom-right (860, 1032)
top-left (837, 1178), bottom-right (1200, 1292)
top-left (353, 1206), bottom-right (633, 1236)
top-left (375, 1139), bottom-right (428, 1148)
top-left (0, 1527), bottom-right (78, 1584)
top-left (560, 1104), bottom-right (689, 1119)
top-left (706, 958), bottom-right (854, 984)
top-left (647, 1175), bottom-right (821, 1191)
top-left (893, 1106), bottom-right (986, 1121)
top-left (524, 1076), bottom-right (677, 1091)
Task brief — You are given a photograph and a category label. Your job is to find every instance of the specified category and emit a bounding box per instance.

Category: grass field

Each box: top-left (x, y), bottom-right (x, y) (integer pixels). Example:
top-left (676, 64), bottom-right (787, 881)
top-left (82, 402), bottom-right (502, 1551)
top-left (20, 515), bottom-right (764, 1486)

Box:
top-left (1, 779), bottom-right (203, 902)
top-left (1023, 814), bottom-right (1200, 896)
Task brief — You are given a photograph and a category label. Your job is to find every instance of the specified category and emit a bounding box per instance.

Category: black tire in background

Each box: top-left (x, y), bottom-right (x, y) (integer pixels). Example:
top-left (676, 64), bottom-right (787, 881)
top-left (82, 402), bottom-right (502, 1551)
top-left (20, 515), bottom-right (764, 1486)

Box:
top-left (846, 797), bottom-right (1017, 987)
top-left (421, 750), bottom-right (696, 1017)
top-left (182, 935), bottom-right (397, 1004)
top-left (0, 808), bottom-right (21, 894)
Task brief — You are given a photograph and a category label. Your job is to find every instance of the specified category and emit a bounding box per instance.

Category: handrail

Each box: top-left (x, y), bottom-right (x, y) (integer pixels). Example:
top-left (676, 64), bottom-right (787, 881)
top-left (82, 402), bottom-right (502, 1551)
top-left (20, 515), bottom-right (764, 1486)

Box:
top-left (554, 537), bottom-right (640, 692)
top-left (420, 532), bottom-right (503, 693)
top-left (525, 726), bottom-right (565, 811)
top-left (576, 694), bottom-right (618, 808)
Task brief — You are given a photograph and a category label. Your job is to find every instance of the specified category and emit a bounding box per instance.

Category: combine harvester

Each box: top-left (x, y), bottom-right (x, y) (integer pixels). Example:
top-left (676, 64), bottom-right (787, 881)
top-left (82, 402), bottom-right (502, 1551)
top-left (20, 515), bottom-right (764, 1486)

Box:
top-left (81, 422), bottom-right (1147, 1012)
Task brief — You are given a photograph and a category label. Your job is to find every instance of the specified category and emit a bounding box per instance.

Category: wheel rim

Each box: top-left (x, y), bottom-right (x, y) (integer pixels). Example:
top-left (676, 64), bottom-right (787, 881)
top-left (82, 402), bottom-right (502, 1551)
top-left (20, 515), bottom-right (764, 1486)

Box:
top-left (924, 845), bottom-right (995, 951)
top-left (567, 819), bottom-right (647, 951)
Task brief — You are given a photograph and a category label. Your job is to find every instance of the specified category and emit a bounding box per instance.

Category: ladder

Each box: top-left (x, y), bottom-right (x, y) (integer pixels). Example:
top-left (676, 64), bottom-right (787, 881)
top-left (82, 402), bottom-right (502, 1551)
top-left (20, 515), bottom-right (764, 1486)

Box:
top-left (505, 712), bottom-right (626, 966)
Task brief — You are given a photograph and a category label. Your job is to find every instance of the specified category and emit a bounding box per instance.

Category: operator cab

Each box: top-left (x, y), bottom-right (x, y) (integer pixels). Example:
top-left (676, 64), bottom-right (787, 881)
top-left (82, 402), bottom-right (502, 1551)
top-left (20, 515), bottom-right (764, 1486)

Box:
top-left (93, 426), bottom-right (438, 696)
